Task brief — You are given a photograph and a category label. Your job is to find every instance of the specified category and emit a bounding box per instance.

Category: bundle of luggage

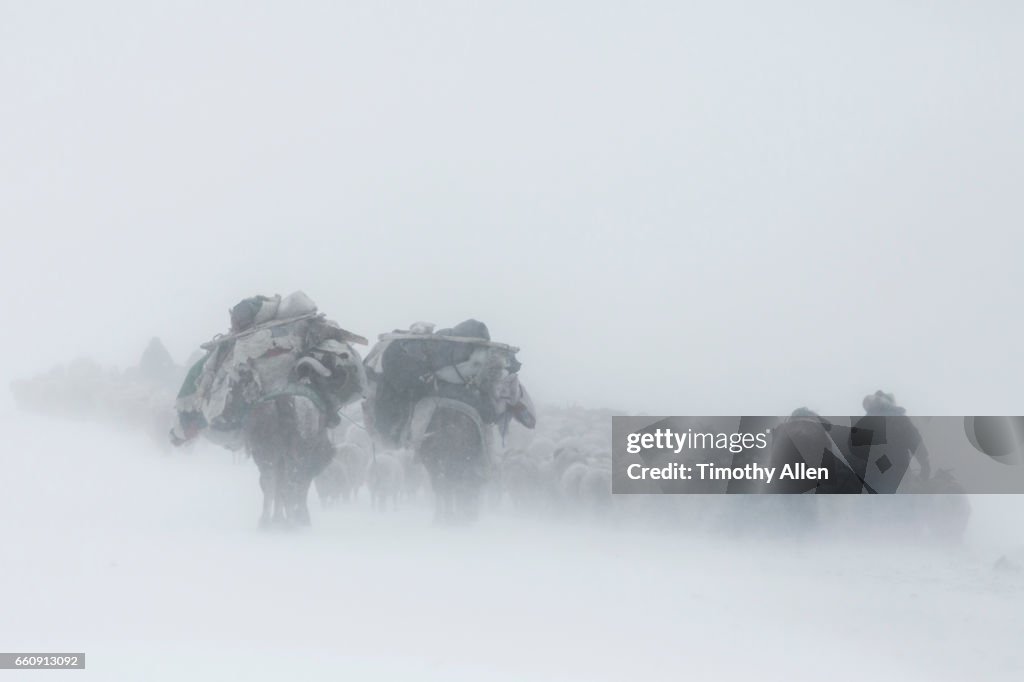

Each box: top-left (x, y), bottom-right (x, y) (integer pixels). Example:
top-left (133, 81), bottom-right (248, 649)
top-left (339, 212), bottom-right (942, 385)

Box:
top-left (363, 319), bottom-right (536, 447)
top-left (170, 291), bottom-right (367, 447)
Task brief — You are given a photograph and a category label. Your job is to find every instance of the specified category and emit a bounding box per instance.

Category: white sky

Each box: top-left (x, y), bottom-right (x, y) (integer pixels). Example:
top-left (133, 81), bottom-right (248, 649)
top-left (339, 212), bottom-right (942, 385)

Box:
top-left (2, 1), bottom-right (1022, 414)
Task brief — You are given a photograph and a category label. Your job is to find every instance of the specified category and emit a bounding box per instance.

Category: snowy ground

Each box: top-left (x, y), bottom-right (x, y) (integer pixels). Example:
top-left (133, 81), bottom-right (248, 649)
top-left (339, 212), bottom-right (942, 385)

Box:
top-left (1, 410), bottom-right (1022, 681)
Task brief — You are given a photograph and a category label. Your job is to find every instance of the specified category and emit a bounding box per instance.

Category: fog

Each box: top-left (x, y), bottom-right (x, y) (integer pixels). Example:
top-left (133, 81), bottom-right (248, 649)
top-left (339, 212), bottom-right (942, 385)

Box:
top-left (2, 412), bottom-right (1023, 681)
top-left (2, 2), bottom-right (1024, 680)
top-left (3, 1), bottom-right (1023, 413)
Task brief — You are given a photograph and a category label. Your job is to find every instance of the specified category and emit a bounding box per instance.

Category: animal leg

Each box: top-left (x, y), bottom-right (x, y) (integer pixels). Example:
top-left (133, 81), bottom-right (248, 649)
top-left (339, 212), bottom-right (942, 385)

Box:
top-left (295, 477), bottom-right (313, 526)
top-left (273, 473), bottom-right (287, 525)
top-left (259, 466), bottom-right (277, 529)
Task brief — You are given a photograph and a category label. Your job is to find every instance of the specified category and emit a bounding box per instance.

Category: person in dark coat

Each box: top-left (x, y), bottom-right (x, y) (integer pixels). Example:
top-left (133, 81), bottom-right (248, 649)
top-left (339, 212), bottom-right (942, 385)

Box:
top-left (849, 390), bottom-right (931, 493)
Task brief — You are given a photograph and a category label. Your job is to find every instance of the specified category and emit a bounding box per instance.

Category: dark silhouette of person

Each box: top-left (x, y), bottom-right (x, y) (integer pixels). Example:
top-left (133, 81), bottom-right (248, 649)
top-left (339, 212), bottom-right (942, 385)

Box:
top-left (849, 391), bottom-right (930, 494)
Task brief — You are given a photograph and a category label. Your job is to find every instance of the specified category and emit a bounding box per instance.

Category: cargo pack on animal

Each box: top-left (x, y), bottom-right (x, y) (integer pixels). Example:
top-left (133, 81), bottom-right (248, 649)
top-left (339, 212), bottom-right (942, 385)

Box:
top-left (362, 320), bottom-right (536, 523)
top-left (170, 291), bottom-right (367, 527)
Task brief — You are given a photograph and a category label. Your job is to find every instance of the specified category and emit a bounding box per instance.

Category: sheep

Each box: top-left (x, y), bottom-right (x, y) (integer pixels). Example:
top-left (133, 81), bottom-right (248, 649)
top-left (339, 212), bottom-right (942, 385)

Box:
top-left (577, 463), bottom-right (613, 515)
top-left (335, 441), bottom-right (372, 502)
top-left (559, 459), bottom-right (613, 516)
top-left (527, 437), bottom-right (556, 462)
top-left (314, 452), bottom-right (352, 507)
top-left (501, 449), bottom-right (546, 511)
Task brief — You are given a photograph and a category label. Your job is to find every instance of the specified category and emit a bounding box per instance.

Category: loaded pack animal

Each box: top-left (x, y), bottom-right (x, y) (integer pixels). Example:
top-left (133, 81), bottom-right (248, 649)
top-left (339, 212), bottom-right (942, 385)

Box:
top-left (362, 321), bottom-right (535, 524)
top-left (170, 292), bottom-right (367, 528)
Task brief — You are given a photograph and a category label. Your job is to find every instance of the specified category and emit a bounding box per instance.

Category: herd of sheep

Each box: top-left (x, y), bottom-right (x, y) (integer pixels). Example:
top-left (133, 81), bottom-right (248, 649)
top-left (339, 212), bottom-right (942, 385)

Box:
top-left (315, 403), bottom-right (618, 518)
top-left (9, 339), bottom-right (972, 541)
top-left (8, 341), bottom-right (624, 520)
